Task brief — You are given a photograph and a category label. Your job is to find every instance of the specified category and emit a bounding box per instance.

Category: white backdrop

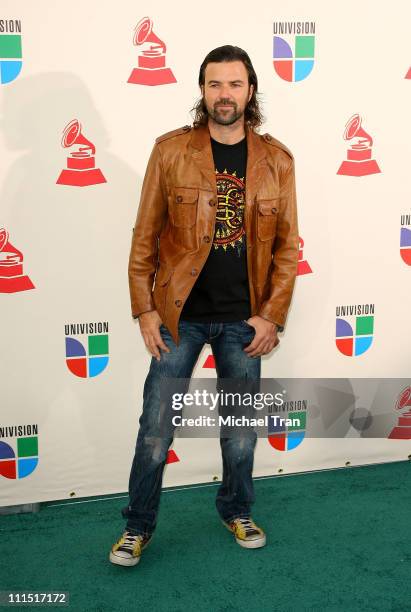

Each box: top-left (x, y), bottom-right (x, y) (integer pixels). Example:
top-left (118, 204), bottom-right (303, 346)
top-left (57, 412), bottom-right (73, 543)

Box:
top-left (0, 0), bottom-right (410, 506)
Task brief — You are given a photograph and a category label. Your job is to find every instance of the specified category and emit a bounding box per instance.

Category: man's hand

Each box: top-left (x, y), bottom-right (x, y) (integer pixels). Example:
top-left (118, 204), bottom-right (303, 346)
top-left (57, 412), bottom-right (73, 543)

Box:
top-left (138, 310), bottom-right (170, 361)
top-left (243, 315), bottom-right (280, 358)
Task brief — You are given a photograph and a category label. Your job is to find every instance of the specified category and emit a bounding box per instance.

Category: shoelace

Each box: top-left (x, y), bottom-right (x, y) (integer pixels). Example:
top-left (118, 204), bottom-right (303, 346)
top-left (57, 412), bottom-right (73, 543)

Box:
top-left (233, 517), bottom-right (259, 536)
top-left (118, 531), bottom-right (145, 552)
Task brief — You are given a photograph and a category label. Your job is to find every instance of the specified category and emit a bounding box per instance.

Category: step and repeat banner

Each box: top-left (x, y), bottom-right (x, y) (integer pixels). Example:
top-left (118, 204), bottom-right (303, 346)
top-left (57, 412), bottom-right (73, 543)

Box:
top-left (1, 1), bottom-right (410, 506)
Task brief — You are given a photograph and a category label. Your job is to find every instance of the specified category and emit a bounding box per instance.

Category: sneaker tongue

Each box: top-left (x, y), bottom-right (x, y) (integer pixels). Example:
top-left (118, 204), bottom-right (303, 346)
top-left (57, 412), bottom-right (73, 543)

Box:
top-left (239, 519), bottom-right (258, 534)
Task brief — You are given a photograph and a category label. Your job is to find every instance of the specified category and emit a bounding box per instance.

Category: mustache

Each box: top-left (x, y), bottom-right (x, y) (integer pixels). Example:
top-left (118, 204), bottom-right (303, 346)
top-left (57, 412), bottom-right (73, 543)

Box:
top-left (215, 100), bottom-right (237, 107)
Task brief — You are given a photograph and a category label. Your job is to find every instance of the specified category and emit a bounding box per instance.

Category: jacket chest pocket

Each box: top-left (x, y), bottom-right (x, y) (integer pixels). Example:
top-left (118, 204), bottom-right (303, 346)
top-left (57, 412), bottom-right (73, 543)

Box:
top-left (256, 199), bottom-right (280, 241)
top-left (170, 187), bottom-right (198, 228)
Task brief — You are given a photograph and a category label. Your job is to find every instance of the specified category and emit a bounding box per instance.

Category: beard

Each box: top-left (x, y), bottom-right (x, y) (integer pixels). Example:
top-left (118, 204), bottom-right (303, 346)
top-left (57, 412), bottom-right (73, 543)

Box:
top-left (205, 98), bottom-right (245, 126)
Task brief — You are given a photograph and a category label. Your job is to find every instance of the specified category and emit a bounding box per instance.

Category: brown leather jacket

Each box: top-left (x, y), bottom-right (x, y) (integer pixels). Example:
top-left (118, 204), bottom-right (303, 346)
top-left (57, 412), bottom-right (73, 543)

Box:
top-left (128, 122), bottom-right (299, 346)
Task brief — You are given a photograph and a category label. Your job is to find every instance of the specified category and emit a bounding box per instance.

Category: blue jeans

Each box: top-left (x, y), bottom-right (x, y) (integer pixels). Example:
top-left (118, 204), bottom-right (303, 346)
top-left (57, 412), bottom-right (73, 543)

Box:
top-left (121, 320), bottom-right (261, 536)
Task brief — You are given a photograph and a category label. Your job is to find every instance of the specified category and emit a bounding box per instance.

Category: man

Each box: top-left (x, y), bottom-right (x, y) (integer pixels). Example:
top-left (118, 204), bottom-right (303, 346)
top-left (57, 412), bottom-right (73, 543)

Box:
top-left (110, 45), bottom-right (299, 567)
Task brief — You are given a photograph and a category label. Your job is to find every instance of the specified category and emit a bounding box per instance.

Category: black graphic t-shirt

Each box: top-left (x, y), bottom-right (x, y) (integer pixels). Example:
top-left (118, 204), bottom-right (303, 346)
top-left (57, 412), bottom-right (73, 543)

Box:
top-left (180, 136), bottom-right (251, 322)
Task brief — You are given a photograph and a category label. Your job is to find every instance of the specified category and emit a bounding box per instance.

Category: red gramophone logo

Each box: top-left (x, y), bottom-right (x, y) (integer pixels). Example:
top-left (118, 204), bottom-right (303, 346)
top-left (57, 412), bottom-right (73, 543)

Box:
top-left (297, 237), bottom-right (312, 275)
top-left (337, 114), bottom-right (381, 177)
top-left (56, 119), bottom-right (106, 187)
top-left (388, 386), bottom-right (411, 439)
top-left (405, 67), bottom-right (411, 79)
top-left (0, 228), bottom-right (35, 293)
top-left (127, 17), bottom-right (176, 86)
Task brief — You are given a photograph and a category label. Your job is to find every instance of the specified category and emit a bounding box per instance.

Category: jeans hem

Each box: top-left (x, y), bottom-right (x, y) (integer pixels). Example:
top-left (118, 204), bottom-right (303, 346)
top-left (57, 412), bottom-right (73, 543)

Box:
top-left (125, 524), bottom-right (154, 537)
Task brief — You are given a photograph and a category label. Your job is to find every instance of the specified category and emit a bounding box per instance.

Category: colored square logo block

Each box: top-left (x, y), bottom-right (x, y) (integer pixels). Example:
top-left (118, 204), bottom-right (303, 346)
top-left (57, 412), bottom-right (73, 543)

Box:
top-left (0, 35), bottom-right (22, 58)
top-left (268, 434), bottom-right (286, 451)
top-left (355, 316), bottom-right (374, 336)
top-left (88, 334), bottom-right (109, 355)
top-left (295, 36), bottom-right (314, 58)
top-left (268, 415), bottom-right (286, 434)
top-left (288, 411), bottom-right (306, 431)
top-left (17, 436), bottom-right (38, 458)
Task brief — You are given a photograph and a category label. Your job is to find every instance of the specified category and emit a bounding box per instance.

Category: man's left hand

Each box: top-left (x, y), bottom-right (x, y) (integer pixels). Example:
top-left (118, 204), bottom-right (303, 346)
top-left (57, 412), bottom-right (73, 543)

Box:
top-left (243, 316), bottom-right (280, 357)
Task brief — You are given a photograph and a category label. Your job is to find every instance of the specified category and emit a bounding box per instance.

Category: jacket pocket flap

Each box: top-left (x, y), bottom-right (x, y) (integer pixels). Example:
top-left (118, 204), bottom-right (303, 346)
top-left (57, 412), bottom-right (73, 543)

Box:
top-left (258, 200), bottom-right (280, 216)
top-left (174, 187), bottom-right (199, 204)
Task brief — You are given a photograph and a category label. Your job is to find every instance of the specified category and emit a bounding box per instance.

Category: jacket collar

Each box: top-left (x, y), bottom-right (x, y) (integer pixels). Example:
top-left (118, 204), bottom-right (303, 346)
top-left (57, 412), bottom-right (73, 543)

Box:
top-left (190, 122), bottom-right (266, 159)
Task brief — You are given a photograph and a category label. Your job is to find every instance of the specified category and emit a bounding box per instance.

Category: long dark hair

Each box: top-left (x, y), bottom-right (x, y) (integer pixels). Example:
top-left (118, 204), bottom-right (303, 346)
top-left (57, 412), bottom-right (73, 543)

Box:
top-left (191, 45), bottom-right (264, 130)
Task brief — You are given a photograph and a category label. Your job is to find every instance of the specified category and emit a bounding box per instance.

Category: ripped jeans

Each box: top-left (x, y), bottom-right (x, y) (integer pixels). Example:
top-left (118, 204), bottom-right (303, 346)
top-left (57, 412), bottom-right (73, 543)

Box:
top-left (121, 319), bottom-right (260, 536)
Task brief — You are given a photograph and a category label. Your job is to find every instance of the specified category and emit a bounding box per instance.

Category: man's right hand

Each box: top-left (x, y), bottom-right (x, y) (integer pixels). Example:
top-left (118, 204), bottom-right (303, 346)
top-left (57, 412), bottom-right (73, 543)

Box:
top-left (138, 310), bottom-right (170, 361)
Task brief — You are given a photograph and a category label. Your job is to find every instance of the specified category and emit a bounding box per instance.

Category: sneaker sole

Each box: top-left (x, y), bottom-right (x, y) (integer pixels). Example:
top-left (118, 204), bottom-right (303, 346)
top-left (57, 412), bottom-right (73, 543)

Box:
top-left (234, 534), bottom-right (266, 549)
top-left (109, 537), bottom-right (152, 567)
top-left (221, 520), bottom-right (266, 549)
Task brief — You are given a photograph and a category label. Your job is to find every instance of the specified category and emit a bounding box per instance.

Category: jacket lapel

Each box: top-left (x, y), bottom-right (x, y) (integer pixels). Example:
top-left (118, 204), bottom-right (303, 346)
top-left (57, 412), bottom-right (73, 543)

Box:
top-left (245, 124), bottom-right (267, 206)
top-left (189, 124), bottom-right (217, 192)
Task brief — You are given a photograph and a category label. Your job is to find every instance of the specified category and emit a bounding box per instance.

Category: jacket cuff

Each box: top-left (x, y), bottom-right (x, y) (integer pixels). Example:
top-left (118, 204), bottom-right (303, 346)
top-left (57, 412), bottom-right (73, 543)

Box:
top-left (256, 310), bottom-right (285, 332)
top-left (131, 301), bottom-right (155, 319)
top-left (257, 303), bottom-right (287, 327)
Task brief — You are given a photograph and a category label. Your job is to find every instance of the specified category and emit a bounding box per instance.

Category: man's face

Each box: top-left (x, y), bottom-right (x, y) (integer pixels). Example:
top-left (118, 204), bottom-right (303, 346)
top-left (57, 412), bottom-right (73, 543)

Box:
top-left (201, 60), bottom-right (254, 126)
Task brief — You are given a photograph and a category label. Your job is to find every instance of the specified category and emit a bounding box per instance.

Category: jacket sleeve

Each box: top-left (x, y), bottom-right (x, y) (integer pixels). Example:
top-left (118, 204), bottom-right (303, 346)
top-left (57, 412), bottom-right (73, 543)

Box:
top-left (257, 156), bottom-right (299, 329)
top-left (128, 143), bottom-right (168, 318)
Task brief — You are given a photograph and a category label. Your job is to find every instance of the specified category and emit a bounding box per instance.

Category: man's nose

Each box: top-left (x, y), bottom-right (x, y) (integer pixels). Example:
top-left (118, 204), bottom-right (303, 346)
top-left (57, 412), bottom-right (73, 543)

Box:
top-left (218, 86), bottom-right (233, 100)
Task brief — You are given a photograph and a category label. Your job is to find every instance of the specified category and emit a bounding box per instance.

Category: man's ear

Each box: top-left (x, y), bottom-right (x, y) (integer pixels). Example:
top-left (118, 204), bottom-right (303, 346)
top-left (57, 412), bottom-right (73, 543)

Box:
top-left (248, 84), bottom-right (254, 102)
top-left (200, 84), bottom-right (204, 96)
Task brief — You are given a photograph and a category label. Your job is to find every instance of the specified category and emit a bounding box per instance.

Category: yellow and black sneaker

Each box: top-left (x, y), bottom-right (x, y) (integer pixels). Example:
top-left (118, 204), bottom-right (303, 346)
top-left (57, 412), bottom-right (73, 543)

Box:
top-left (109, 530), bottom-right (152, 566)
top-left (223, 517), bottom-right (266, 549)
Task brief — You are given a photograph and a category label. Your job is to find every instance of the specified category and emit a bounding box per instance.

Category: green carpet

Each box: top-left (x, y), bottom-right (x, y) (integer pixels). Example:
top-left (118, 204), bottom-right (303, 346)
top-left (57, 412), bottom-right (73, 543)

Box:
top-left (1, 460), bottom-right (410, 611)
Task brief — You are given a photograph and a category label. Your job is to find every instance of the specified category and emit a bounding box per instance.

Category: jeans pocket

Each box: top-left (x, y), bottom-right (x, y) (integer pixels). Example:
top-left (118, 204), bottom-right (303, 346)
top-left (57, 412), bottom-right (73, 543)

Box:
top-left (241, 319), bottom-right (254, 329)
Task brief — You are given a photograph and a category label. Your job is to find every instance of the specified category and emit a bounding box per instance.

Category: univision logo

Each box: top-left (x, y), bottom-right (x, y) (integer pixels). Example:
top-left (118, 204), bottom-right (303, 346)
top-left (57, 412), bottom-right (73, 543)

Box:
top-left (273, 21), bottom-right (315, 82)
top-left (65, 321), bottom-right (109, 378)
top-left (0, 19), bottom-right (22, 85)
top-left (400, 214), bottom-right (411, 266)
top-left (268, 400), bottom-right (307, 451)
top-left (0, 424), bottom-right (38, 479)
top-left (336, 304), bottom-right (375, 357)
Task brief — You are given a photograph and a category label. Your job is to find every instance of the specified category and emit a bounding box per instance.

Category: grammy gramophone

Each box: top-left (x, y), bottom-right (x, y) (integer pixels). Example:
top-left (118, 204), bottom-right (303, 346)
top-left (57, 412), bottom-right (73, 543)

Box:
top-left (337, 113), bottom-right (381, 177)
top-left (56, 119), bottom-right (106, 187)
top-left (388, 386), bottom-right (411, 440)
top-left (128, 16), bottom-right (176, 86)
top-left (0, 228), bottom-right (34, 293)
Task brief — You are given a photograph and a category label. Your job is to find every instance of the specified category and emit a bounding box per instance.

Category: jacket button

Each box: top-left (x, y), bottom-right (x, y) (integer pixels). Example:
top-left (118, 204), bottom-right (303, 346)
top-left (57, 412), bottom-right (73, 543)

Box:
top-left (191, 268), bottom-right (198, 276)
top-left (265, 134), bottom-right (272, 141)
top-left (203, 235), bottom-right (211, 243)
top-left (209, 198), bottom-right (216, 206)
top-left (271, 207), bottom-right (277, 213)
top-left (176, 195), bottom-right (183, 203)
top-left (175, 300), bottom-right (182, 307)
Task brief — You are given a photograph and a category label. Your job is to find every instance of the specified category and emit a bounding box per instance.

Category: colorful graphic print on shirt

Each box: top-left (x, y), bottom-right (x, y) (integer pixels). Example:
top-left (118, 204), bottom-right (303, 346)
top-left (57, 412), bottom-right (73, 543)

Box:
top-left (214, 169), bottom-right (246, 256)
